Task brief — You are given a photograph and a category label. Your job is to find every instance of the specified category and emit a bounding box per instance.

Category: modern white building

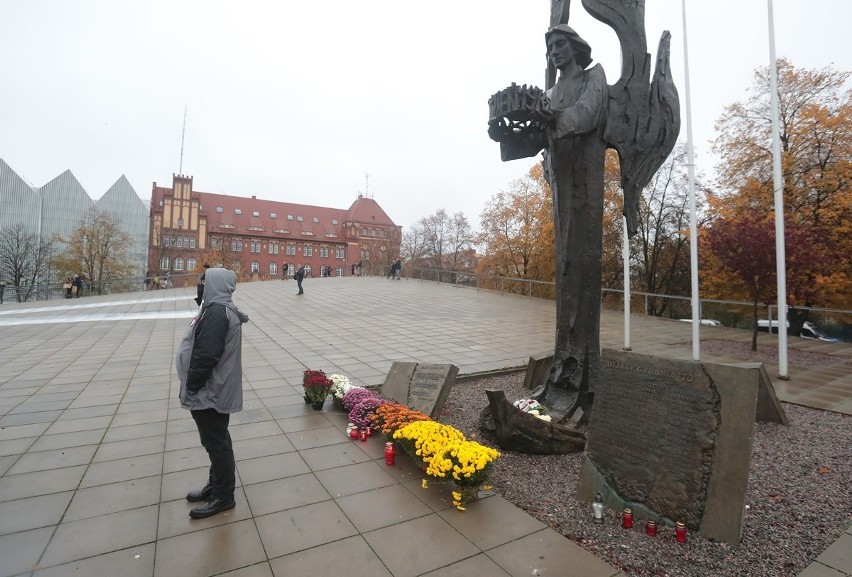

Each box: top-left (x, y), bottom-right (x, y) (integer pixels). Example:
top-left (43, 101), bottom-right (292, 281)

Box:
top-left (0, 158), bottom-right (150, 273)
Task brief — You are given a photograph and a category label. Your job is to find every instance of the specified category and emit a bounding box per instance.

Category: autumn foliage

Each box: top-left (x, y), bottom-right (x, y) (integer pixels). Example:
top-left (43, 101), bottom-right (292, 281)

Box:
top-left (706, 58), bottom-right (852, 327)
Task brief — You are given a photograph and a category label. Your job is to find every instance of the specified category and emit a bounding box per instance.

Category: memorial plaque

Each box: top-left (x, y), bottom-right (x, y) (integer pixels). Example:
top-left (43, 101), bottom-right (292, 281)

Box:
top-left (577, 349), bottom-right (774, 543)
top-left (408, 363), bottom-right (458, 419)
top-left (381, 362), bottom-right (418, 407)
top-left (584, 349), bottom-right (720, 529)
top-left (380, 362), bottom-right (458, 420)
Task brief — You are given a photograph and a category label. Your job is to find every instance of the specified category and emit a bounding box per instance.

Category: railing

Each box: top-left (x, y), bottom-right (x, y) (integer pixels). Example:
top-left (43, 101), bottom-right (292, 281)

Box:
top-left (403, 267), bottom-right (852, 341)
top-left (4, 267), bottom-right (849, 340)
top-left (0, 273), bottom-right (202, 304)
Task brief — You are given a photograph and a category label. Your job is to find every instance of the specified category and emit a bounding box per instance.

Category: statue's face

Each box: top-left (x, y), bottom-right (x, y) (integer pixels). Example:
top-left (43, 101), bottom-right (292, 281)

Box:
top-left (547, 33), bottom-right (574, 69)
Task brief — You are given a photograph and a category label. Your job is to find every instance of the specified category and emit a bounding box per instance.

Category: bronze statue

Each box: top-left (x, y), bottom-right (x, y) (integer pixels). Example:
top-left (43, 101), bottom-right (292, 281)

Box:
top-left (487, 0), bottom-right (680, 428)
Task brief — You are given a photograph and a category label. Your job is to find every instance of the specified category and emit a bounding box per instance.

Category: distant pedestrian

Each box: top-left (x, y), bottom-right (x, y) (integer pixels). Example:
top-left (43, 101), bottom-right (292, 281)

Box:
top-left (144, 271), bottom-right (152, 291)
top-left (176, 267), bottom-right (250, 519)
top-left (282, 263), bottom-right (289, 280)
top-left (393, 259), bottom-right (402, 280)
top-left (73, 274), bottom-right (83, 297)
top-left (0, 279), bottom-right (5, 304)
top-left (294, 265), bottom-right (305, 295)
top-left (63, 276), bottom-right (73, 298)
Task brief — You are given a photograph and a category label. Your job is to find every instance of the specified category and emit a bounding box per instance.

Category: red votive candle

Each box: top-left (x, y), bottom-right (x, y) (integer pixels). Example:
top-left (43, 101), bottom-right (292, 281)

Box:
top-left (359, 429), bottom-right (367, 442)
top-left (384, 442), bottom-right (396, 465)
top-left (675, 521), bottom-right (687, 543)
top-left (349, 427), bottom-right (359, 440)
top-left (622, 509), bottom-right (633, 529)
top-left (645, 520), bottom-right (657, 537)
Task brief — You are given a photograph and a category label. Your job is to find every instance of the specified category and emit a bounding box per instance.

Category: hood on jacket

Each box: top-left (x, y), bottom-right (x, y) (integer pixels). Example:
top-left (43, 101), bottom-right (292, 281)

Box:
top-left (201, 268), bottom-right (250, 323)
top-left (203, 268), bottom-right (236, 306)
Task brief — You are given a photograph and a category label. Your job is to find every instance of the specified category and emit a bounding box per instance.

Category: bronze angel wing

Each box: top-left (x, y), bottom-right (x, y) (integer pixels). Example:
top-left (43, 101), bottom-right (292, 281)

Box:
top-left (582, 0), bottom-right (681, 237)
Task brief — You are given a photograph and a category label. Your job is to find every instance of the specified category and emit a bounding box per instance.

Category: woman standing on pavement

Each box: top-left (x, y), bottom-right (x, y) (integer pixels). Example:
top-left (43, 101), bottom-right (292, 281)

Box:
top-left (176, 267), bottom-right (250, 519)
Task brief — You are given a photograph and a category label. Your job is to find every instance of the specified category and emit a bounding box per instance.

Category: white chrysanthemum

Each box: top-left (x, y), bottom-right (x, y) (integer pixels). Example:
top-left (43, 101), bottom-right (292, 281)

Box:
top-left (330, 374), bottom-right (354, 399)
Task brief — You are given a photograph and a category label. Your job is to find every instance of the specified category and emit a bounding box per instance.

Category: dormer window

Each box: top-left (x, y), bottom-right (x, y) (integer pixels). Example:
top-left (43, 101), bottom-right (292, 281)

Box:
top-left (235, 209), bottom-right (242, 215)
top-left (297, 216), bottom-right (303, 222)
top-left (312, 217), bottom-right (319, 223)
top-left (270, 213), bottom-right (277, 219)
top-left (331, 219), bottom-right (338, 225)
top-left (252, 211), bottom-right (260, 217)
top-left (287, 214), bottom-right (294, 220)
top-left (216, 206), bottom-right (223, 213)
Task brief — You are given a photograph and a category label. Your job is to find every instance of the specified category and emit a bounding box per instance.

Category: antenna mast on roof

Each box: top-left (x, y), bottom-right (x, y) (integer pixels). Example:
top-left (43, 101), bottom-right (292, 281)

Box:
top-left (365, 172), bottom-right (370, 198)
top-left (179, 104), bottom-right (188, 174)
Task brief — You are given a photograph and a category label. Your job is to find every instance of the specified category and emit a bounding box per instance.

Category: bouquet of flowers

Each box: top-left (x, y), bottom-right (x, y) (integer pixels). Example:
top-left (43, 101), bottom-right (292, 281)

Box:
top-left (513, 398), bottom-right (551, 422)
top-left (394, 421), bottom-right (501, 511)
top-left (392, 421), bottom-right (465, 466)
top-left (349, 397), bottom-right (388, 429)
top-left (329, 374), bottom-right (353, 399)
top-left (341, 387), bottom-right (375, 412)
top-left (303, 369), bottom-right (333, 402)
top-left (431, 440), bottom-right (500, 510)
top-left (370, 404), bottom-right (431, 438)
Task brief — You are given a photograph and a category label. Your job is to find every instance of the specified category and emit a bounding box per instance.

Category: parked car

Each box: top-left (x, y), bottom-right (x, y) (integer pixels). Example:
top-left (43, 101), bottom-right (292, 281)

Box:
top-left (756, 320), bottom-right (838, 342)
top-left (678, 319), bottom-right (723, 327)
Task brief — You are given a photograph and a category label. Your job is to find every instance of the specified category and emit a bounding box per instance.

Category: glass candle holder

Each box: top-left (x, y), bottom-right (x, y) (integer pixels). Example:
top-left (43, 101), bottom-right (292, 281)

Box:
top-left (675, 521), bottom-right (687, 543)
top-left (384, 442), bottom-right (396, 465)
top-left (592, 493), bottom-right (604, 524)
top-left (645, 520), bottom-right (657, 537)
top-left (622, 508), bottom-right (633, 529)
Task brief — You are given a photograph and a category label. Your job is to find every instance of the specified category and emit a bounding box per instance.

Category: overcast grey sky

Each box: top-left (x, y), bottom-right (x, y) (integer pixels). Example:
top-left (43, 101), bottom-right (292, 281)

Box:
top-left (2, 1), bottom-right (850, 231)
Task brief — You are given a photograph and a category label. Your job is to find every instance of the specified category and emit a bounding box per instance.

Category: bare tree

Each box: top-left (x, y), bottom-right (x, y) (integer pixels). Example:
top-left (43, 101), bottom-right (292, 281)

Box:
top-left (630, 144), bottom-right (706, 316)
top-left (0, 223), bottom-right (56, 302)
top-left (54, 207), bottom-right (137, 295)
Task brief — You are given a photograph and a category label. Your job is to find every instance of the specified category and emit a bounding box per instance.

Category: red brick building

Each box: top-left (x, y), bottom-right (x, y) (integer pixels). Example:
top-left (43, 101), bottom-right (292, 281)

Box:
top-left (148, 174), bottom-right (401, 281)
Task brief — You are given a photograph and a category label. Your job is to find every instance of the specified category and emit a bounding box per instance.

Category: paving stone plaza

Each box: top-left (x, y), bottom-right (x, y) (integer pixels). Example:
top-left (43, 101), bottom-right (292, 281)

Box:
top-left (0, 277), bottom-right (849, 577)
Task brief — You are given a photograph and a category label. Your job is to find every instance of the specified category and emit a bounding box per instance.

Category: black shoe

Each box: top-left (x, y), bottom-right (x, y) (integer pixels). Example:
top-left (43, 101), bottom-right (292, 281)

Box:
top-left (189, 497), bottom-right (235, 519)
top-left (186, 483), bottom-right (213, 503)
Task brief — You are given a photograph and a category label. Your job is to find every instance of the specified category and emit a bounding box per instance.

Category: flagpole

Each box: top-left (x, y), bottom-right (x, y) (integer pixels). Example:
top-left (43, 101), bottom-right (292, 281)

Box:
top-left (682, 0), bottom-right (700, 360)
top-left (768, 0), bottom-right (789, 378)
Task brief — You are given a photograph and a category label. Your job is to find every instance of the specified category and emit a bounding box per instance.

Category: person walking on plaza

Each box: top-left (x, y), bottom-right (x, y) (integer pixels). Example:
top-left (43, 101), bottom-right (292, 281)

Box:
top-left (294, 264), bottom-right (305, 295)
top-left (176, 267), bottom-right (250, 519)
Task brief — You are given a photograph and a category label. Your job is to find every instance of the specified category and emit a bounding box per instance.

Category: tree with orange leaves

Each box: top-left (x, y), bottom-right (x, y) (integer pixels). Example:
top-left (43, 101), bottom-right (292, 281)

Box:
top-left (709, 59), bottom-right (852, 332)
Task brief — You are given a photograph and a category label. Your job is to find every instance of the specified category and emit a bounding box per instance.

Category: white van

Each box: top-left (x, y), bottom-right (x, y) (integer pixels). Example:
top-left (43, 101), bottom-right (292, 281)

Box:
top-left (756, 320), bottom-right (838, 342)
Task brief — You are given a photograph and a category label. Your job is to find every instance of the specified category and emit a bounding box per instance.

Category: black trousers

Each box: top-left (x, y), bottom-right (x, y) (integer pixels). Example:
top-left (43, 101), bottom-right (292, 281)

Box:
top-left (296, 278), bottom-right (303, 293)
top-left (191, 409), bottom-right (235, 501)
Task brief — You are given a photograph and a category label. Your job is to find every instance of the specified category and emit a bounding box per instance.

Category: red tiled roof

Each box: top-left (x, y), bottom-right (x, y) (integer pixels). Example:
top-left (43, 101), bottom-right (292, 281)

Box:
top-left (346, 196), bottom-right (397, 227)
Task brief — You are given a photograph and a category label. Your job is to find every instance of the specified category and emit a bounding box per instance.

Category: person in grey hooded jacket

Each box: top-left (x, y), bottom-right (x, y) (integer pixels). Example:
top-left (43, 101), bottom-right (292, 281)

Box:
top-left (176, 267), bottom-right (250, 519)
